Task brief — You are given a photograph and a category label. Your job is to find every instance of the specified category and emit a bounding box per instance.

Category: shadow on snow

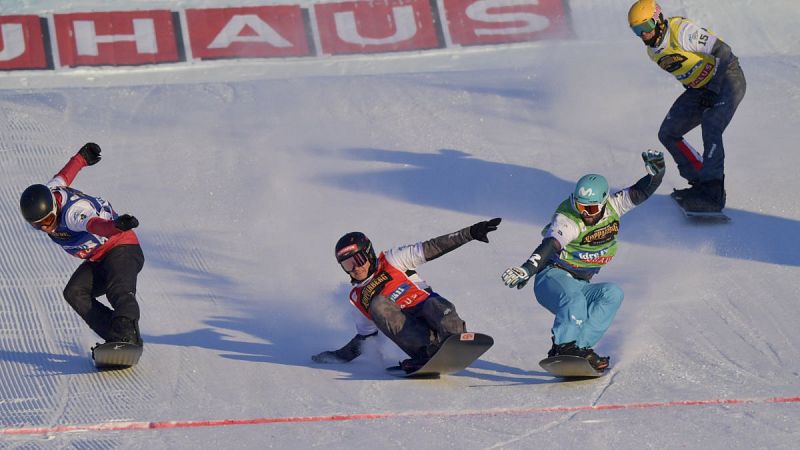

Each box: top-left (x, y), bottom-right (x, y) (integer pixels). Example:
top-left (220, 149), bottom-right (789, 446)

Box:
top-left (321, 147), bottom-right (799, 267)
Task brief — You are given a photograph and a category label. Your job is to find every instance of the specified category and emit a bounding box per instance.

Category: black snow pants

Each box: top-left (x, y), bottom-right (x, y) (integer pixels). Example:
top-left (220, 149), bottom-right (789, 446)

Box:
top-left (62, 244), bottom-right (144, 341)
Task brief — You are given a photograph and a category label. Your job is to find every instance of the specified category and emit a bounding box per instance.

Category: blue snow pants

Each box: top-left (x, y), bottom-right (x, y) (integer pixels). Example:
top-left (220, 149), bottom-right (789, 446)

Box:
top-left (533, 266), bottom-right (623, 349)
top-left (657, 62), bottom-right (746, 183)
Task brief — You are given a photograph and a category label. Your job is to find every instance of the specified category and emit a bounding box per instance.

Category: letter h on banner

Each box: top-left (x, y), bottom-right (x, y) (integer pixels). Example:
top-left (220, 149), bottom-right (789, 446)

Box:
top-left (53, 10), bottom-right (183, 67)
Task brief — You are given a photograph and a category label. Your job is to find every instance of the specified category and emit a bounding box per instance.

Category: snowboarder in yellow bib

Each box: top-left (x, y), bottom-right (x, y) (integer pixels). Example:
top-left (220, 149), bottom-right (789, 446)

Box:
top-left (628, 0), bottom-right (746, 213)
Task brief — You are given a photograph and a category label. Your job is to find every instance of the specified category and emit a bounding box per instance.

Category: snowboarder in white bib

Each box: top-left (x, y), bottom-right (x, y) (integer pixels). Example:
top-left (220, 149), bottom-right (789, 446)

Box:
top-left (19, 143), bottom-right (144, 347)
top-left (501, 151), bottom-right (665, 370)
top-left (312, 218), bottom-right (501, 373)
top-left (628, 0), bottom-right (745, 213)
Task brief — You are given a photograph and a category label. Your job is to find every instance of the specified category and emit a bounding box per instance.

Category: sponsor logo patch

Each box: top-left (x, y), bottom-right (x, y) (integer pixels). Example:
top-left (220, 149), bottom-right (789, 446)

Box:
top-left (572, 250), bottom-right (613, 265)
top-left (388, 283), bottom-right (410, 302)
top-left (688, 63), bottom-right (715, 87)
top-left (580, 221), bottom-right (619, 245)
top-left (336, 244), bottom-right (359, 258)
top-left (358, 271), bottom-right (391, 311)
top-left (657, 54), bottom-right (688, 72)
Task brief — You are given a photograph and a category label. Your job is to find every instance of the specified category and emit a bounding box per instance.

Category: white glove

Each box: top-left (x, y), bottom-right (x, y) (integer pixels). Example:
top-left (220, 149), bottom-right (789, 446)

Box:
top-left (502, 266), bottom-right (532, 289)
top-left (642, 149), bottom-right (666, 176)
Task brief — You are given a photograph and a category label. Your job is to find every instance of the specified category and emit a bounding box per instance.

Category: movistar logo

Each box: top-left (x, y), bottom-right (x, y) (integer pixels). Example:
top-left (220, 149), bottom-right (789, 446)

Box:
top-left (579, 187), bottom-right (594, 197)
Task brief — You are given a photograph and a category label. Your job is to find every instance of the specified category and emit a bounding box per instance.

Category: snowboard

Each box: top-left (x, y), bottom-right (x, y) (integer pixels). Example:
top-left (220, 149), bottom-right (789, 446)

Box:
top-left (91, 342), bottom-right (143, 369)
top-left (386, 332), bottom-right (493, 379)
top-left (671, 192), bottom-right (731, 222)
top-left (539, 355), bottom-right (604, 378)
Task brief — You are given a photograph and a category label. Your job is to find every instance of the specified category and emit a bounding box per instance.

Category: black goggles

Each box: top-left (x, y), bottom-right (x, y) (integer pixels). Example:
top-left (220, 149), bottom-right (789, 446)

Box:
top-left (339, 251), bottom-right (369, 272)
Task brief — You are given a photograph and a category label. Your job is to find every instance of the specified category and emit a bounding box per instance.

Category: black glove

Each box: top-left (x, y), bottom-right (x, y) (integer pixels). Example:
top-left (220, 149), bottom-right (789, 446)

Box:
top-left (114, 214), bottom-right (139, 231)
top-left (78, 142), bottom-right (102, 166)
top-left (311, 332), bottom-right (377, 363)
top-left (311, 350), bottom-right (348, 364)
top-left (699, 89), bottom-right (718, 108)
top-left (470, 217), bottom-right (502, 243)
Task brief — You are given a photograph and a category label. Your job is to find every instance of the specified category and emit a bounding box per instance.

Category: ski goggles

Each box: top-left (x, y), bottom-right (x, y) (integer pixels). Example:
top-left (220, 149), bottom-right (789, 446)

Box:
top-left (631, 18), bottom-right (658, 36)
top-left (575, 200), bottom-right (604, 218)
top-left (30, 211), bottom-right (57, 230)
top-left (339, 251), bottom-right (369, 272)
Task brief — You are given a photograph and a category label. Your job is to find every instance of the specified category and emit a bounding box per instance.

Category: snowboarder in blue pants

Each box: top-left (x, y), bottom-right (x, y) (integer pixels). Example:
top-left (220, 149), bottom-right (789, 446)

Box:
top-left (501, 151), bottom-right (665, 370)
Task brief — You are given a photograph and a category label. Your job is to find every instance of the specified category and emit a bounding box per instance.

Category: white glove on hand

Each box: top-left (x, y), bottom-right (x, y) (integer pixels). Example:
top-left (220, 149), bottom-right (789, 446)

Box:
top-left (642, 149), bottom-right (666, 176)
top-left (502, 266), bottom-right (531, 289)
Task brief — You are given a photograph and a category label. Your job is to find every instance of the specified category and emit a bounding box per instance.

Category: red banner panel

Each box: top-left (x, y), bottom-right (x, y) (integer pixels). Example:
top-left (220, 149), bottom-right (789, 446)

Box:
top-left (444, 0), bottom-right (571, 46)
top-left (54, 10), bottom-right (182, 67)
top-left (315, 0), bottom-right (441, 55)
top-left (186, 6), bottom-right (313, 59)
top-left (0, 15), bottom-right (50, 70)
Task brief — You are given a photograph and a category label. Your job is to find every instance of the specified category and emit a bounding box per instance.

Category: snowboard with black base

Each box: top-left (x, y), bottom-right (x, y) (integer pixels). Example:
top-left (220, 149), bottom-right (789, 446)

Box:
top-left (538, 341), bottom-right (607, 378)
top-left (386, 332), bottom-right (493, 379)
top-left (92, 342), bottom-right (142, 369)
top-left (539, 355), bottom-right (604, 378)
top-left (671, 190), bottom-right (730, 222)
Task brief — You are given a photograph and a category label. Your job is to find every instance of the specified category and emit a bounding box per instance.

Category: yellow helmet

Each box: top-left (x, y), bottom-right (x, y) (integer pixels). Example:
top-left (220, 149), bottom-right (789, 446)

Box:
top-left (628, 0), bottom-right (666, 45)
top-left (628, 0), bottom-right (661, 28)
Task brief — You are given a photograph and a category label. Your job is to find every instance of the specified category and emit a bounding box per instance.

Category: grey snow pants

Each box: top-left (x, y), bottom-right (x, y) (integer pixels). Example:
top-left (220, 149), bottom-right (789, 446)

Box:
top-left (369, 294), bottom-right (466, 360)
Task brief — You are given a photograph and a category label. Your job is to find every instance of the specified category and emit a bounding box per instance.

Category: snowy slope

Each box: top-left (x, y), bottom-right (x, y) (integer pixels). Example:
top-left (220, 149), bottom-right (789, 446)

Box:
top-left (1, 1), bottom-right (799, 449)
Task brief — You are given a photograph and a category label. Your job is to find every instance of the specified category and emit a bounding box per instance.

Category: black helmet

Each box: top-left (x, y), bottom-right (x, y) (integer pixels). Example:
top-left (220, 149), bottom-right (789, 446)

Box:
top-left (20, 184), bottom-right (56, 223)
top-left (335, 232), bottom-right (377, 277)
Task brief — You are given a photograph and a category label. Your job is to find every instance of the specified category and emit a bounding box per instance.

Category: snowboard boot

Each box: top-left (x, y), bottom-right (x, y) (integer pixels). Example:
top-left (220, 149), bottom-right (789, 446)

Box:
top-left (671, 181), bottom-right (700, 201)
top-left (399, 357), bottom-right (430, 374)
top-left (548, 341), bottom-right (610, 371)
top-left (109, 317), bottom-right (142, 346)
top-left (682, 178), bottom-right (726, 212)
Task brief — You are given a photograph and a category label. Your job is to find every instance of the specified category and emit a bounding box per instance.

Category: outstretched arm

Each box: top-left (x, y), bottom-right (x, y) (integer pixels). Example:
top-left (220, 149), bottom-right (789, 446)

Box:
top-left (47, 143), bottom-right (102, 188)
top-left (629, 150), bottom-right (665, 205)
top-left (422, 218), bottom-right (502, 262)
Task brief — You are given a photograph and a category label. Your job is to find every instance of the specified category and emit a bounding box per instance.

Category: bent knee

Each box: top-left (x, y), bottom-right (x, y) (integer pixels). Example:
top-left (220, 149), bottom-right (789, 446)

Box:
top-left (63, 284), bottom-right (90, 304)
top-left (603, 284), bottom-right (624, 304)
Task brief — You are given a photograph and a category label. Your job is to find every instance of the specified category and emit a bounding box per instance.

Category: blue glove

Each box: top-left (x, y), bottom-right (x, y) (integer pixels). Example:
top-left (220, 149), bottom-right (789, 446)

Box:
top-left (642, 150), bottom-right (666, 176)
